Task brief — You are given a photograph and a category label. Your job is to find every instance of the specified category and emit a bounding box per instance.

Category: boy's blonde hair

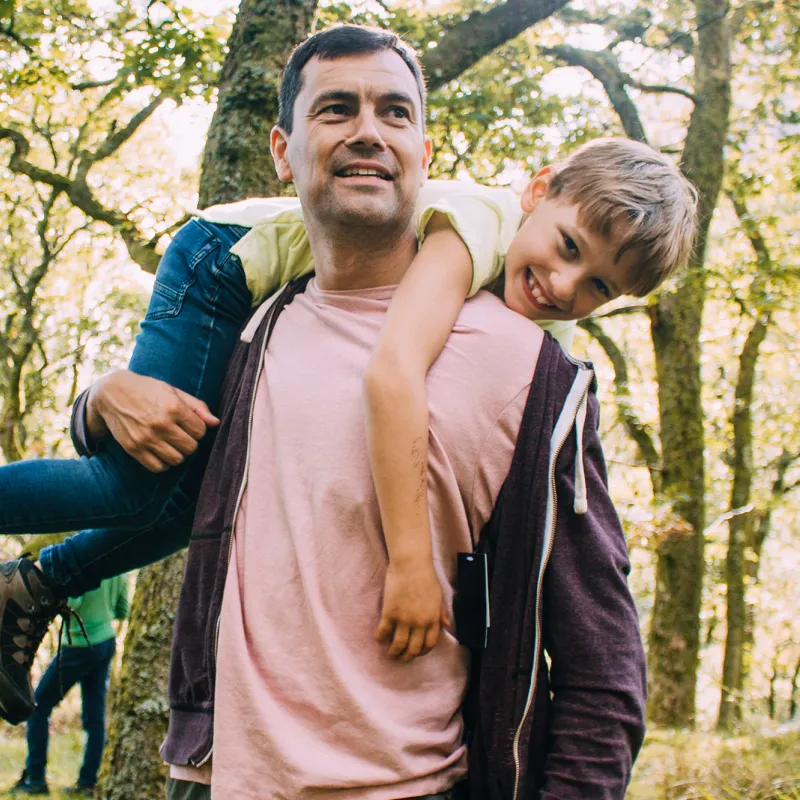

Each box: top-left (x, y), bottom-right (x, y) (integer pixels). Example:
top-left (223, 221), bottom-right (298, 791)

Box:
top-left (547, 138), bottom-right (698, 296)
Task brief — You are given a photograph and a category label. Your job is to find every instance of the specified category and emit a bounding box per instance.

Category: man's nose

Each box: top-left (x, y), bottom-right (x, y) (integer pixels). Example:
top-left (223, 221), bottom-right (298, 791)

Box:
top-left (345, 110), bottom-right (387, 150)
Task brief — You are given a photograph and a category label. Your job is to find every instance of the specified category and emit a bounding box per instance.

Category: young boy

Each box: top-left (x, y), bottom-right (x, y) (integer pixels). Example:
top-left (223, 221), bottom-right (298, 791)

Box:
top-left (0, 137), bottom-right (696, 723)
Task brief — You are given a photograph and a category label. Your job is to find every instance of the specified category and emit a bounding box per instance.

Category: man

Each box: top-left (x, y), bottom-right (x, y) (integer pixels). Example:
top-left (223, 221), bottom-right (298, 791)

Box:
top-left (69, 26), bottom-right (645, 799)
top-left (11, 575), bottom-right (129, 797)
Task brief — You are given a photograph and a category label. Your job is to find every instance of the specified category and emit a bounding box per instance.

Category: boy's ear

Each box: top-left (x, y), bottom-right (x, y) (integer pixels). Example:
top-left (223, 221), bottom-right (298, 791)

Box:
top-left (271, 126), bottom-right (294, 182)
top-left (520, 166), bottom-right (555, 213)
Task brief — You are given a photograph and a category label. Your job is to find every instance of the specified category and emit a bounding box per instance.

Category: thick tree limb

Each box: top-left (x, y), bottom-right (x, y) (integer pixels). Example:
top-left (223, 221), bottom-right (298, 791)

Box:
top-left (578, 317), bottom-right (662, 493)
top-left (423, 0), bottom-right (572, 91)
top-left (540, 45), bottom-right (648, 142)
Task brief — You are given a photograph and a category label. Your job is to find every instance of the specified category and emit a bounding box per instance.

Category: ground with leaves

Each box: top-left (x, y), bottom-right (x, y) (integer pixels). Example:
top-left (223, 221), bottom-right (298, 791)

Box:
top-left (1, 709), bottom-right (799, 799)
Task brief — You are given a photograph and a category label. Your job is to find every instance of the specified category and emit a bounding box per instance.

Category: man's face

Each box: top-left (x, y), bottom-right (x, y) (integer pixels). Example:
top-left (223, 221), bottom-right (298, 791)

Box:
top-left (271, 51), bottom-right (431, 233)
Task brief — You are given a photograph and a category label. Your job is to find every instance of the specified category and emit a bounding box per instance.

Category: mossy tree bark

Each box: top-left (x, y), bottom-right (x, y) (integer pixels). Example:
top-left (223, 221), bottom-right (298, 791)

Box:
top-left (645, 0), bottom-right (731, 727)
top-left (99, 553), bottom-right (186, 799)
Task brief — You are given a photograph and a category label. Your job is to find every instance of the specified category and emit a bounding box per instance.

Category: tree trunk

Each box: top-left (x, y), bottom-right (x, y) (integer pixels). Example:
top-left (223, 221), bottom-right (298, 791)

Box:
top-left (197, 0), bottom-right (318, 208)
top-left (790, 655), bottom-right (800, 720)
top-left (645, 0), bottom-right (731, 728)
top-left (98, 553), bottom-right (186, 799)
top-left (717, 316), bottom-right (767, 731)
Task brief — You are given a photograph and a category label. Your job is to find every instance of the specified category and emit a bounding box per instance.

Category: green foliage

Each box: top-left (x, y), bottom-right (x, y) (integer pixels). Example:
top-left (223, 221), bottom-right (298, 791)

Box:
top-left (629, 729), bottom-right (800, 799)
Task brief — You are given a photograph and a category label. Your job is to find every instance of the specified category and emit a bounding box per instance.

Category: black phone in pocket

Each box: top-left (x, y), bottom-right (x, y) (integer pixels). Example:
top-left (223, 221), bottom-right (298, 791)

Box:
top-left (454, 552), bottom-right (489, 650)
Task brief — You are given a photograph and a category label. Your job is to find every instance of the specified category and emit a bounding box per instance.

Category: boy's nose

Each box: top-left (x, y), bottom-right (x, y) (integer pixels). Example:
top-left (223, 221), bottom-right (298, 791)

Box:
top-left (345, 111), bottom-right (386, 150)
top-left (549, 271), bottom-right (579, 304)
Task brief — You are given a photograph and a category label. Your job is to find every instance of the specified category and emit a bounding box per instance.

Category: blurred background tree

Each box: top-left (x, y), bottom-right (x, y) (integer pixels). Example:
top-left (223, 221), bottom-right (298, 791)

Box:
top-left (1, 0), bottom-right (798, 796)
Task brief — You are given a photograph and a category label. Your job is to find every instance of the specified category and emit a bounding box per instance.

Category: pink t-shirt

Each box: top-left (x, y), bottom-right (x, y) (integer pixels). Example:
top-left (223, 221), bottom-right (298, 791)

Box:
top-left (193, 280), bottom-right (542, 798)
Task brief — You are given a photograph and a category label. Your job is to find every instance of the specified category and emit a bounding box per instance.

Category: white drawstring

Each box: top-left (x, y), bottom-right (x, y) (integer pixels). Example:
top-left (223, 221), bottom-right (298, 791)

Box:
top-left (573, 389), bottom-right (588, 515)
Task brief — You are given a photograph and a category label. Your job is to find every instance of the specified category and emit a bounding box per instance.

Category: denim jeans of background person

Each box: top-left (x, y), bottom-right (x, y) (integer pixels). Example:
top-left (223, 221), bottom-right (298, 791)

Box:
top-left (0, 219), bottom-right (252, 598)
top-left (11, 575), bottom-right (128, 797)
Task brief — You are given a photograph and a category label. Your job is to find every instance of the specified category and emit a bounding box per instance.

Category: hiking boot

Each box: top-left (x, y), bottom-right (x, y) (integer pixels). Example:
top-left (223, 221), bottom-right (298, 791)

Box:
top-left (0, 558), bottom-right (66, 725)
top-left (9, 771), bottom-right (50, 795)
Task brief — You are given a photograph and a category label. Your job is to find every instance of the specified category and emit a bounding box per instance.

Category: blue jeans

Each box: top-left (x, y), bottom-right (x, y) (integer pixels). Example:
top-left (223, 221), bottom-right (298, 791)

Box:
top-left (26, 638), bottom-right (117, 786)
top-left (0, 219), bottom-right (252, 596)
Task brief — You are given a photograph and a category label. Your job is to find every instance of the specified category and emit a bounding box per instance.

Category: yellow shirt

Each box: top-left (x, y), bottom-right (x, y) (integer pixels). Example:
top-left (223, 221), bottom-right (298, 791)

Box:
top-left (198, 180), bottom-right (575, 350)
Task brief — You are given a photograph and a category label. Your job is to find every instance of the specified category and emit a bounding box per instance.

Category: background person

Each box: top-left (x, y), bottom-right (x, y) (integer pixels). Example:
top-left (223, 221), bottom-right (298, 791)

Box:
top-left (10, 574), bottom-right (129, 797)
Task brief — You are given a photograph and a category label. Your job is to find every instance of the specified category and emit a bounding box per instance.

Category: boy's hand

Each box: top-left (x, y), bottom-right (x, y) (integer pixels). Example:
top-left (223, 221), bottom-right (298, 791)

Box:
top-left (375, 560), bottom-right (450, 662)
top-left (87, 369), bottom-right (219, 473)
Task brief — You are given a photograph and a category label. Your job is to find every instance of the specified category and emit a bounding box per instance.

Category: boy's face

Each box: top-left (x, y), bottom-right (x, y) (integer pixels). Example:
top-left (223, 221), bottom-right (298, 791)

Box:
top-left (504, 168), bottom-right (640, 322)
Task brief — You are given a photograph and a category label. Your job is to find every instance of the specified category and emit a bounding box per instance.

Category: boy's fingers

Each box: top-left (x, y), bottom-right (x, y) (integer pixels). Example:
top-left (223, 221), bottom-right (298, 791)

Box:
top-left (375, 615), bottom-right (393, 643)
top-left (387, 623), bottom-right (410, 658)
top-left (402, 627), bottom-right (427, 662)
top-left (423, 622), bottom-right (440, 655)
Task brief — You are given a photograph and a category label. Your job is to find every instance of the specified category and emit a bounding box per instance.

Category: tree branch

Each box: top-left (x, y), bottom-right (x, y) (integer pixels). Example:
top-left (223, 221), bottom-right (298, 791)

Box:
top-left (423, 0), bottom-right (572, 91)
top-left (540, 45), bottom-right (648, 142)
top-left (578, 317), bottom-right (662, 493)
top-left (592, 303), bottom-right (650, 320)
top-left (0, 124), bottom-right (163, 274)
top-left (90, 94), bottom-right (169, 163)
top-left (628, 80), bottom-right (696, 102)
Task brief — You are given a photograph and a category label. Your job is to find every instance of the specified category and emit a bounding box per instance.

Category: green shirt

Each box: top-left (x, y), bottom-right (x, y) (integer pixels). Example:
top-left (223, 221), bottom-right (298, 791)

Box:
top-left (67, 574), bottom-right (130, 647)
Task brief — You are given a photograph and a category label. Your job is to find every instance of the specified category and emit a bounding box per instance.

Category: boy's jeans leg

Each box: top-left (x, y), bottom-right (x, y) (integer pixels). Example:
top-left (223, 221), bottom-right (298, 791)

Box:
top-left (0, 219), bottom-right (251, 536)
top-left (41, 481), bottom-right (198, 597)
top-left (77, 638), bottom-right (116, 787)
top-left (1, 220), bottom-right (251, 592)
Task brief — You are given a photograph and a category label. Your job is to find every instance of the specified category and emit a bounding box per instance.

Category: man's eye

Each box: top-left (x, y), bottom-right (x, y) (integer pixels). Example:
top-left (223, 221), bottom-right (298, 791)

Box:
top-left (387, 106), bottom-right (411, 120)
top-left (322, 104), bottom-right (349, 115)
top-left (562, 233), bottom-right (579, 258)
top-left (592, 278), bottom-right (611, 298)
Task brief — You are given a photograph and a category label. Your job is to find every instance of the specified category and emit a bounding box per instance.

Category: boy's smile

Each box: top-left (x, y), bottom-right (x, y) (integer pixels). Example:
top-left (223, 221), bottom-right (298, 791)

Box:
top-left (503, 168), bottom-right (640, 322)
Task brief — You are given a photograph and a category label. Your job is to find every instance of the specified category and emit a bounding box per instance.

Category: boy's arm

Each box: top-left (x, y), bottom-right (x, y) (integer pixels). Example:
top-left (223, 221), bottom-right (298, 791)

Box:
top-left (366, 213), bottom-right (472, 661)
top-left (540, 389), bottom-right (647, 797)
top-left (416, 181), bottom-right (521, 296)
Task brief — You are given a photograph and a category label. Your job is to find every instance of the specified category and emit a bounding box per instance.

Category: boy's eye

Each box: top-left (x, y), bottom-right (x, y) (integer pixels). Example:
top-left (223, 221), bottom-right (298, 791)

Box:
top-left (592, 278), bottom-right (611, 298)
top-left (562, 233), bottom-right (579, 258)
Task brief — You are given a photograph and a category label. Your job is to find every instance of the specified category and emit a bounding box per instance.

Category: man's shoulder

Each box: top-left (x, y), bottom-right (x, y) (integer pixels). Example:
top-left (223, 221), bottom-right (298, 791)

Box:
top-left (435, 290), bottom-right (543, 402)
top-left (457, 290), bottom-right (544, 352)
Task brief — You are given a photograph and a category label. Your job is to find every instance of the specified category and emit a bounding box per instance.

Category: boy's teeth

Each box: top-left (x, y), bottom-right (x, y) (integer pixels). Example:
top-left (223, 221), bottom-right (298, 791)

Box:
top-left (526, 270), bottom-right (555, 308)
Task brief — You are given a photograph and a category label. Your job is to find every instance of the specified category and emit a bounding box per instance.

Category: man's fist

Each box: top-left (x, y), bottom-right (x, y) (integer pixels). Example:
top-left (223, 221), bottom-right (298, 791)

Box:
top-left (86, 370), bottom-right (219, 473)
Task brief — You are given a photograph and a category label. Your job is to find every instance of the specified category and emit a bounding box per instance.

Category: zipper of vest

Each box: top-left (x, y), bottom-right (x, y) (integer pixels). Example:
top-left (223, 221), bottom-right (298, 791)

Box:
top-left (510, 366), bottom-right (594, 800)
top-left (194, 303), bottom-right (275, 769)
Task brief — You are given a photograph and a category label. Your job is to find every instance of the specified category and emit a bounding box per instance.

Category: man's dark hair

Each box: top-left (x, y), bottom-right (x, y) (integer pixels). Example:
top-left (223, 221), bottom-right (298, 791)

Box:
top-left (277, 24), bottom-right (427, 133)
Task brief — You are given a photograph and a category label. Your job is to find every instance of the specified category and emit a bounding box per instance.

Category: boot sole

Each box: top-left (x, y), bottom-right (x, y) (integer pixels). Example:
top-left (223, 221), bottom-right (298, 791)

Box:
top-left (0, 669), bottom-right (35, 725)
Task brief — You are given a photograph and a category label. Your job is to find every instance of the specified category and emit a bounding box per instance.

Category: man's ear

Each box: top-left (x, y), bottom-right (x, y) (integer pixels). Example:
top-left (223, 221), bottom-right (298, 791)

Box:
top-left (520, 166), bottom-right (555, 213)
top-left (271, 126), bottom-right (294, 182)
top-left (419, 136), bottom-right (433, 186)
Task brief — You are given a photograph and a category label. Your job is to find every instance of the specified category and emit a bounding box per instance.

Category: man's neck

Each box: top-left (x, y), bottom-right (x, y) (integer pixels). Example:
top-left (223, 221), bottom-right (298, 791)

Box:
top-left (305, 222), bottom-right (418, 291)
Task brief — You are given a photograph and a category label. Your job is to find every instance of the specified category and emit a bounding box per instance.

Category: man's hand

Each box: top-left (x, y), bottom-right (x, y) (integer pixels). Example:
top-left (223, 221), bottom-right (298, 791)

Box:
top-left (375, 560), bottom-right (450, 662)
top-left (86, 370), bottom-right (219, 473)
